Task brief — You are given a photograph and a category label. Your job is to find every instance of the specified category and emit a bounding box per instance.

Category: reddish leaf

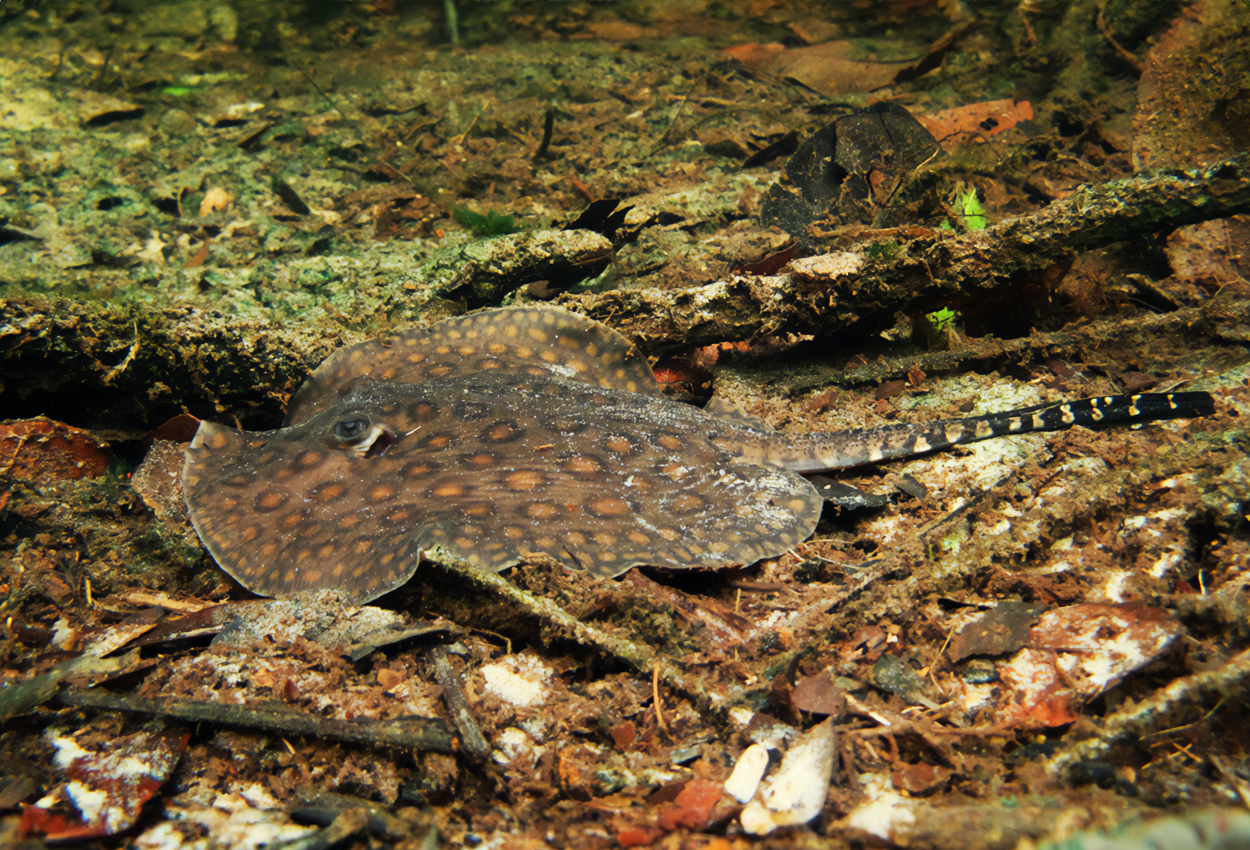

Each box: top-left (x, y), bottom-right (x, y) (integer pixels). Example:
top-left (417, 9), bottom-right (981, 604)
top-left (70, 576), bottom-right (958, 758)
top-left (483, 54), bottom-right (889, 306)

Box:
top-left (657, 777), bottom-right (725, 831)
top-left (0, 418), bottom-right (111, 481)
top-left (142, 413), bottom-right (202, 446)
top-left (21, 725), bottom-right (189, 839)
top-left (617, 825), bottom-right (664, 847)
top-left (891, 762), bottom-right (953, 795)
top-left (947, 602), bottom-right (1046, 663)
top-left (917, 99), bottom-right (1034, 145)
top-left (761, 41), bottom-right (902, 95)
top-left (998, 604), bottom-right (1182, 729)
top-left (737, 243), bottom-right (798, 276)
top-left (610, 720), bottom-right (637, 751)
top-left (720, 42), bottom-right (786, 70)
top-left (792, 668), bottom-right (848, 717)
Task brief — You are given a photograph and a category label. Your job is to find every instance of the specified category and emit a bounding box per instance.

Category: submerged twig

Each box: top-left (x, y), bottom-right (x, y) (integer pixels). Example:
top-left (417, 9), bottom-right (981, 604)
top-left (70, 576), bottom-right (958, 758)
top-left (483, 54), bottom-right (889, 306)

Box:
top-left (425, 553), bottom-right (722, 710)
top-left (429, 647), bottom-right (490, 760)
top-left (57, 687), bottom-right (456, 753)
top-left (533, 105), bottom-right (555, 161)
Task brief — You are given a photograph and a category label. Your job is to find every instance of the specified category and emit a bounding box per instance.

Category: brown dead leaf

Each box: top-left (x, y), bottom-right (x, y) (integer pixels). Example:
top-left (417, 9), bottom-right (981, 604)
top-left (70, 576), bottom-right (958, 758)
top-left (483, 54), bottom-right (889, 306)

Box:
top-left (807, 388), bottom-right (839, 414)
top-left (764, 41), bottom-right (902, 95)
top-left (610, 720), bottom-right (637, 751)
top-left (735, 242), bottom-right (795, 275)
top-left (791, 668), bottom-right (848, 717)
top-left (997, 604), bottom-right (1183, 729)
top-left (1132, 0), bottom-right (1249, 169)
top-left (656, 777), bottom-right (726, 831)
top-left (787, 18), bottom-right (844, 45)
top-left (891, 762), bottom-right (953, 795)
top-left (21, 725), bottom-right (189, 840)
top-left (1165, 218), bottom-right (1250, 296)
top-left (143, 414), bottom-right (202, 445)
top-left (947, 602), bottom-right (1046, 663)
top-left (875, 379), bottom-right (907, 401)
top-left (917, 99), bottom-right (1034, 147)
top-left (184, 237), bottom-right (211, 268)
top-left (198, 187), bottom-right (232, 216)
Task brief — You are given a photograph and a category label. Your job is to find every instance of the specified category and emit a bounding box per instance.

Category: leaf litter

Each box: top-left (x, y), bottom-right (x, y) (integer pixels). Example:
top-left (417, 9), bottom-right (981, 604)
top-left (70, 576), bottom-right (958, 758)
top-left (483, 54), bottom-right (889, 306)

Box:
top-left (1, 1), bottom-right (1249, 848)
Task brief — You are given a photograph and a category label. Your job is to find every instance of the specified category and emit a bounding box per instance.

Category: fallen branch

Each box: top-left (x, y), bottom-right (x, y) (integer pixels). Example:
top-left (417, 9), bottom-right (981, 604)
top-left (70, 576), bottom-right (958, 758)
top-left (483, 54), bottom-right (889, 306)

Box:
top-left (823, 413), bottom-right (1248, 650)
top-left (423, 553), bottom-right (737, 713)
top-left (57, 687), bottom-right (456, 753)
top-left (822, 299), bottom-right (1250, 391)
top-left (566, 154), bottom-right (1250, 350)
top-left (429, 646), bottom-right (490, 760)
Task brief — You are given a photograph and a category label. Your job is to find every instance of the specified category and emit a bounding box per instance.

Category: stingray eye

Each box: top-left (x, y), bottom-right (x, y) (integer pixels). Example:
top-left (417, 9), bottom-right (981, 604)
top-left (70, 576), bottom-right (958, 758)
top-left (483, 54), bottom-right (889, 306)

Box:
top-left (330, 415), bottom-right (396, 458)
top-left (333, 417), bottom-right (370, 444)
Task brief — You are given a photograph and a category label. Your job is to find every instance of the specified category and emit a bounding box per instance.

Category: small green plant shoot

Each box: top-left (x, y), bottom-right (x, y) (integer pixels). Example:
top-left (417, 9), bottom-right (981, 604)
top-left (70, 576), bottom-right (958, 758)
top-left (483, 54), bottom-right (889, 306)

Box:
top-left (453, 207), bottom-right (519, 237)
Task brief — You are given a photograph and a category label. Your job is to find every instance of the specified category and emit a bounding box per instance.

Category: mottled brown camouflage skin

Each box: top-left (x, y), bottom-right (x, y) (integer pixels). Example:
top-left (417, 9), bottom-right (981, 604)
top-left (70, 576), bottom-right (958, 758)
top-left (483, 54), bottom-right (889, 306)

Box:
top-left (183, 306), bottom-right (1214, 604)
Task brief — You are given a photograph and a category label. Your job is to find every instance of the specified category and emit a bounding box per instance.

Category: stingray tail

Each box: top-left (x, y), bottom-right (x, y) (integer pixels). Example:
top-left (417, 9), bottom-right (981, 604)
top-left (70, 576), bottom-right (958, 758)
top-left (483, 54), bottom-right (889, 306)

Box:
top-left (775, 391), bottom-right (1215, 473)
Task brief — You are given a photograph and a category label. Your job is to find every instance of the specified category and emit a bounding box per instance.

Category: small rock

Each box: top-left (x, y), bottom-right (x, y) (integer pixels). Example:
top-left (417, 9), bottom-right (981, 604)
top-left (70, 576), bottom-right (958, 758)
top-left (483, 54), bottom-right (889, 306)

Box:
top-left (158, 108), bottom-right (197, 136)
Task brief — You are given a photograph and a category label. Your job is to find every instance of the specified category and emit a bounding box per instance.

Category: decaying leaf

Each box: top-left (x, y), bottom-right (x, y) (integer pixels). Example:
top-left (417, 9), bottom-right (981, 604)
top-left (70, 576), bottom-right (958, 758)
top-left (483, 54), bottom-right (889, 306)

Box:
top-left (916, 99), bottom-right (1035, 146)
top-left (0, 418), bottom-right (111, 481)
top-left (997, 604), bottom-right (1183, 728)
top-left (21, 724), bottom-right (188, 840)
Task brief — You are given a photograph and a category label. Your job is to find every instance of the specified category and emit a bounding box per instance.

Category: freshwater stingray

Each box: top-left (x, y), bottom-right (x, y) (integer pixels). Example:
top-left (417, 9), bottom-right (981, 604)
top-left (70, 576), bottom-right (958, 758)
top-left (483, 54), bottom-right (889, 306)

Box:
top-left (183, 306), bottom-right (1215, 604)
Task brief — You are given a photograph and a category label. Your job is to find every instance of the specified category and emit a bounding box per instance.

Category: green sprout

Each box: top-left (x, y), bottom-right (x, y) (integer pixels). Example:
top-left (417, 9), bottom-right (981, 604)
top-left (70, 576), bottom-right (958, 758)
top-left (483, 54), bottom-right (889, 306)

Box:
top-left (452, 207), bottom-right (518, 237)
top-left (927, 306), bottom-right (958, 333)
top-left (953, 186), bottom-right (987, 231)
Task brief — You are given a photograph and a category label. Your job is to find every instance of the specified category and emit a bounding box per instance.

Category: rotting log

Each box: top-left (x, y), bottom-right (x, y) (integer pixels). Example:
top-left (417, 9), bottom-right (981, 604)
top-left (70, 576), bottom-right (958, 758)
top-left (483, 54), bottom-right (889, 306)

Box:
top-left (776, 298), bottom-right (1250, 393)
top-left (0, 298), bottom-right (330, 429)
top-left (566, 154), bottom-right (1250, 349)
top-left (1, 155), bottom-right (1247, 426)
top-left (1044, 645), bottom-right (1250, 777)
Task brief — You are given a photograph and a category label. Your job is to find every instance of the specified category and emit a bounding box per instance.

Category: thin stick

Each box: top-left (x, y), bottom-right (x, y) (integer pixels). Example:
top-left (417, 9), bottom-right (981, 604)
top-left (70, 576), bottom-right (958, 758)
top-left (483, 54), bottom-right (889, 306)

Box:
top-left (57, 687), bottom-right (456, 753)
top-left (430, 647), bottom-right (490, 760)
top-left (533, 106), bottom-right (555, 161)
top-left (652, 663), bottom-right (671, 739)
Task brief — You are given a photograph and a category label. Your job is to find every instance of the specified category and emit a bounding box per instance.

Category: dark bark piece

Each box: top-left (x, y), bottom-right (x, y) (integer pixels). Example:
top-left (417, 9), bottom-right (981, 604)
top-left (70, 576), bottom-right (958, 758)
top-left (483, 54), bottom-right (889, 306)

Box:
top-left (947, 602), bottom-right (1047, 663)
top-left (822, 301), bottom-right (1243, 391)
top-left (761, 103), bottom-right (942, 237)
top-left (430, 647), bottom-right (490, 760)
top-left (56, 687), bottom-right (457, 753)
top-left (809, 477), bottom-right (890, 509)
top-left (291, 788), bottom-right (409, 840)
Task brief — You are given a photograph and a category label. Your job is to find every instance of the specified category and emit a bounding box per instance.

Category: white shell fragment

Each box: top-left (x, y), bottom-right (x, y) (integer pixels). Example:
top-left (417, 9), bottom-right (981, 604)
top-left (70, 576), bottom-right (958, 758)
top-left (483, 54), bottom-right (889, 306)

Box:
top-left (740, 718), bottom-right (836, 835)
top-left (724, 743), bottom-right (772, 804)
top-left (480, 654), bottom-right (553, 708)
top-left (846, 787), bottom-right (916, 841)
